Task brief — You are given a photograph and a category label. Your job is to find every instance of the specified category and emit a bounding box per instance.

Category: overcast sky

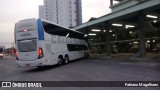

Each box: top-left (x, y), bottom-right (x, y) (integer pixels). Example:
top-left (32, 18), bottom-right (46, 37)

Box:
top-left (0, 0), bottom-right (111, 47)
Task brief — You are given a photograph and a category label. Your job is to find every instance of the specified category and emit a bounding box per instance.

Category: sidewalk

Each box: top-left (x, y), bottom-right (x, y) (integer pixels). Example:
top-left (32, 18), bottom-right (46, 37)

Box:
top-left (90, 53), bottom-right (160, 61)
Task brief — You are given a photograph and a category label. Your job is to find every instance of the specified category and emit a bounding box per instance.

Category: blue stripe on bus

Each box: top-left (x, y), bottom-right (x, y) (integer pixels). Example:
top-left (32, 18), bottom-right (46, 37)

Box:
top-left (38, 19), bottom-right (44, 40)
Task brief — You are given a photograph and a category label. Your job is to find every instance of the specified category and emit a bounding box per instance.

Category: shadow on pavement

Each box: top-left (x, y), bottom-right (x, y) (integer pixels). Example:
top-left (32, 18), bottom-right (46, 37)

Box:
top-left (23, 58), bottom-right (86, 73)
top-left (24, 65), bottom-right (59, 73)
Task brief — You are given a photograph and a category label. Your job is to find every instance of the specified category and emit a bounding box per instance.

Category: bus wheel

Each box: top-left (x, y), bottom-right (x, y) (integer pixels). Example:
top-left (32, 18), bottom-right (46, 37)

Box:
top-left (64, 56), bottom-right (69, 64)
top-left (58, 56), bottom-right (63, 65)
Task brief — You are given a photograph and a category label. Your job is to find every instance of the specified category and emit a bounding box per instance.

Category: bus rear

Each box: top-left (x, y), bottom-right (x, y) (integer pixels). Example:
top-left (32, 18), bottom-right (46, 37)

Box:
top-left (15, 18), bottom-right (44, 67)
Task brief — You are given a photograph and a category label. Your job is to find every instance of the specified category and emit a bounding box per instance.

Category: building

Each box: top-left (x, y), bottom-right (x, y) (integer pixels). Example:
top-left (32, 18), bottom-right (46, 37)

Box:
top-left (39, 0), bottom-right (82, 28)
top-left (73, 0), bottom-right (160, 57)
top-left (39, 5), bottom-right (45, 20)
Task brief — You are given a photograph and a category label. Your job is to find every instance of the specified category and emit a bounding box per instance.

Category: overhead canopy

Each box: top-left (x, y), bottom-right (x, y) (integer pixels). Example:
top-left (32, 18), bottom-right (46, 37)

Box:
top-left (73, 0), bottom-right (160, 32)
top-left (42, 20), bottom-right (86, 40)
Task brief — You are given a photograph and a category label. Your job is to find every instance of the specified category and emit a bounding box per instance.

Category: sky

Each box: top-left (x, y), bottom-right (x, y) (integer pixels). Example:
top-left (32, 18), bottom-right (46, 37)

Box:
top-left (0, 0), bottom-right (111, 47)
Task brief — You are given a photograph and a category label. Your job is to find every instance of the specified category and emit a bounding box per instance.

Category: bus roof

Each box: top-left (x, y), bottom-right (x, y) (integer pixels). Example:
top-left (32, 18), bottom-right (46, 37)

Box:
top-left (41, 19), bottom-right (86, 40)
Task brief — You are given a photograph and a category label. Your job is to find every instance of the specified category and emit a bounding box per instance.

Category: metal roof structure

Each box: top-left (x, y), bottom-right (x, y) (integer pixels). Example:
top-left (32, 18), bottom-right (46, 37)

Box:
top-left (72, 0), bottom-right (160, 57)
top-left (73, 0), bottom-right (160, 32)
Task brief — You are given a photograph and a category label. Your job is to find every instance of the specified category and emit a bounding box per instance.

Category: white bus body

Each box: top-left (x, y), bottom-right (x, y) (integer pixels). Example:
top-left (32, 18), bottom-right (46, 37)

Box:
top-left (15, 18), bottom-right (89, 67)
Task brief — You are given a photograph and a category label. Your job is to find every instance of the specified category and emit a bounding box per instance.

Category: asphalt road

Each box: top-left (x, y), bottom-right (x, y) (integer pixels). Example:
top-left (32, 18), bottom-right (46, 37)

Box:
top-left (0, 56), bottom-right (160, 90)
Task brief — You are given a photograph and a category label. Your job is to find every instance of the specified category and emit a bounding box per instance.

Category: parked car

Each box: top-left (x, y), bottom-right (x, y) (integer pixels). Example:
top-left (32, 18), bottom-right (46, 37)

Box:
top-left (0, 53), bottom-right (3, 59)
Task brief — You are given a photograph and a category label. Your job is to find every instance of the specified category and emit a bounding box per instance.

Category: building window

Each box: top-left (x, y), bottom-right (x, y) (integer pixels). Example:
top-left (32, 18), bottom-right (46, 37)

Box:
top-left (70, 14), bottom-right (72, 17)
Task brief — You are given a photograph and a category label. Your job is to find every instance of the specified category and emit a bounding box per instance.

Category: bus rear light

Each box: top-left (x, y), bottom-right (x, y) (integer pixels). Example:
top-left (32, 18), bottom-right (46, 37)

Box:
top-left (15, 50), bottom-right (19, 60)
top-left (38, 47), bottom-right (44, 59)
top-left (24, 29), bottom-right (28, 32)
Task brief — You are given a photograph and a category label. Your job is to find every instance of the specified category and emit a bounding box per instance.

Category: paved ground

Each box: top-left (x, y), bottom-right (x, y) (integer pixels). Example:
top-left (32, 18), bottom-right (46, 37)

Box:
top-left (0, 56), bottom-right (160, 90)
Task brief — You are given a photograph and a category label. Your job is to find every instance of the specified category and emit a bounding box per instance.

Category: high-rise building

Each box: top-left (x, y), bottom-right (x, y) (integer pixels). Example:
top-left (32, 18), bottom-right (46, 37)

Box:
top-left (39, 0), bottom-right (82, 28)
top-left (39, 5), bottom-right (45, 19)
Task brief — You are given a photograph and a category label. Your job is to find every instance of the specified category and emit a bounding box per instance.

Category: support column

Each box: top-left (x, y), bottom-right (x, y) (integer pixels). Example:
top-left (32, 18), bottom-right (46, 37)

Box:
top-left (84, 27), bottom-right (90, 48)
top-left (110, 0), bottom-right (113, 7)
top-left (104, 24), bottom-right (111, 56)
top-left (106, 30), bottom-right (111, 56)
top-left (99, 29), bottom-right (103, 54)
top-left (138, 12), bottom-right (146, 57)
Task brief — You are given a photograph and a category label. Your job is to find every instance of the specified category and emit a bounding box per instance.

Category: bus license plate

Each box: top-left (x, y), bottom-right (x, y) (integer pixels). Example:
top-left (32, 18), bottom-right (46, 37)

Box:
top-left (25, 63), bottom-right (30, 66)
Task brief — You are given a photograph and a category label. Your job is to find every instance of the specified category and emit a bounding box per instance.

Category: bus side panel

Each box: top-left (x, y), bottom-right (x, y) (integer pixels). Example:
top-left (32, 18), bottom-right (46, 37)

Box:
top-left (43, 33), bottom-right (53, 65)
top-left (38, 19), bottom-right (53, 66)
top-left (51, 43), bottom-right (58, 65)
top-left (44, 41), bottom-right (53, 65)
top-left (51, 35), bottom-right (69, 64)
top-left (37, 19), bottom-right (44, 40)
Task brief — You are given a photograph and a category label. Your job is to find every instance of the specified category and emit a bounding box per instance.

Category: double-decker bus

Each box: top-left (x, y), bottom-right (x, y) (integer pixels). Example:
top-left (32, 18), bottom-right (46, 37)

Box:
top-left (14, 18), bottom-right (89, 67)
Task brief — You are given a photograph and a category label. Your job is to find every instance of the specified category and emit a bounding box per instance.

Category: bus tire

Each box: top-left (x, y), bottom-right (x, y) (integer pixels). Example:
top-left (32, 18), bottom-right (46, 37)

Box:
top-left (64, 55), bottom-right (69, 64)
top-left (58, 56), bottom-right (63, 65)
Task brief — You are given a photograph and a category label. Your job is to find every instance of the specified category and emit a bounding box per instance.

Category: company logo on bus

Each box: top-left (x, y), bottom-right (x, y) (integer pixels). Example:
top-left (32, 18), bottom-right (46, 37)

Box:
top-left (21, 33), bottom-right (31, 37)
top-left (18, 24), bottom-right (33, 28)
